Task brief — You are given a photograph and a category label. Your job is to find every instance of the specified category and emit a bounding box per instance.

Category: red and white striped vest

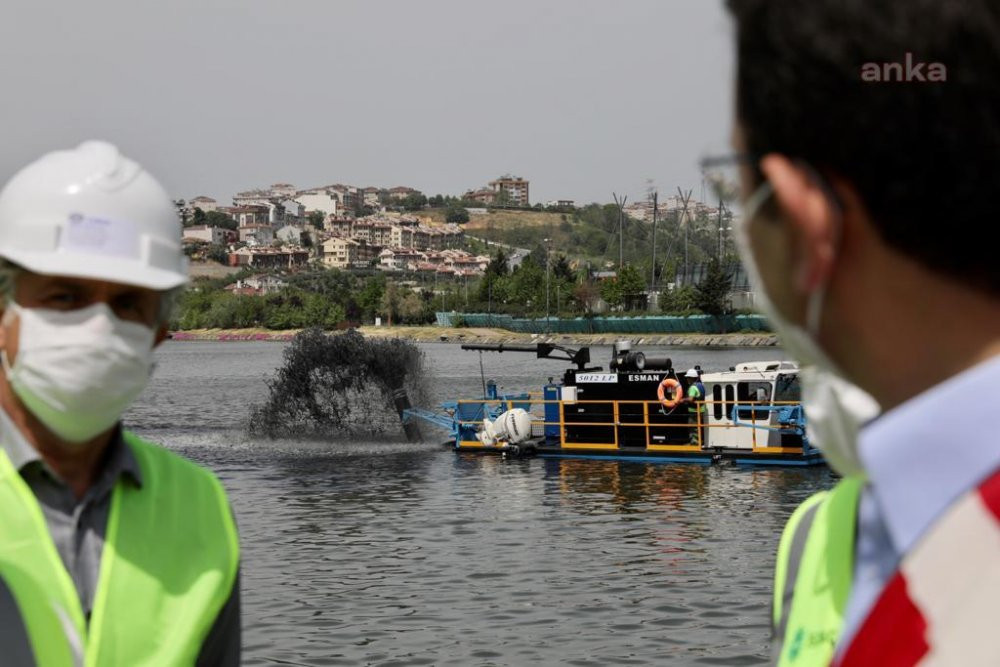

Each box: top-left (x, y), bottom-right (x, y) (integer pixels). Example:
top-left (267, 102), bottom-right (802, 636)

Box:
top-left (836, 468), bottom-right (1000, 666)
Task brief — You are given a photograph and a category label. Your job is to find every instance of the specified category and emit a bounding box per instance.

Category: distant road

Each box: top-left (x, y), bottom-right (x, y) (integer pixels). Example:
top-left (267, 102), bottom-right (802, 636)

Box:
top-left (466, 235), bottom-right (529, 268)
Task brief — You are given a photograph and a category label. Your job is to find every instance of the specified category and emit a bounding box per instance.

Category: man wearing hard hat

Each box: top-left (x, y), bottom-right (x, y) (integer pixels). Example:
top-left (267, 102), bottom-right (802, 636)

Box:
top-left (681, 368), bottom-right (707, 447)
top-left (0, 142), bottom-right (239, 664)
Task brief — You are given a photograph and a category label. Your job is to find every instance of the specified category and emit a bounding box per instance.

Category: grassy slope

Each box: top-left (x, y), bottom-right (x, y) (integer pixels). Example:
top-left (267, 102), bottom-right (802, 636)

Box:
top-left (425, 207), bottom-right (601, 263)
top-left (420, 208), bottom-right (562, 229)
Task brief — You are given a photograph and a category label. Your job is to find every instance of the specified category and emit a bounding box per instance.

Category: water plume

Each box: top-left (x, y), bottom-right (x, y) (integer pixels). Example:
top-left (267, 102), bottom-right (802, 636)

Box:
top-left (248, 328), bottom-right (428, 440)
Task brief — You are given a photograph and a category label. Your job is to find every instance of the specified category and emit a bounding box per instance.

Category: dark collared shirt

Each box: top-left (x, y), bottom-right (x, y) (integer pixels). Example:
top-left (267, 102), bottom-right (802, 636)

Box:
top-left (0, 412), bottom-right (240, 665)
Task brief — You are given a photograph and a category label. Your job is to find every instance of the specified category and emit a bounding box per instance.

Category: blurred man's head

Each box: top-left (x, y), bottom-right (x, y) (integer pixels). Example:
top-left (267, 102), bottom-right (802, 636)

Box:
top-left (726, 0), bottom-right (1000, 407)
top-left (0, 141), bottom-right (186, 447)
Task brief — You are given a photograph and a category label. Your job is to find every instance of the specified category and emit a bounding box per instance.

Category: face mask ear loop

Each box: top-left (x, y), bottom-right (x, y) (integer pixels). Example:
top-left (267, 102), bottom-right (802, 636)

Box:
top-left (0, 348), bottom-right (13, 381)
top-left (801, 165), bottom-right (845, 340)
top-left (0, 302), bottom-right (20, 380)
top-left (804, 287), bottom-right (826, 340)
top-left (741, 181), bottom-right (774, 225)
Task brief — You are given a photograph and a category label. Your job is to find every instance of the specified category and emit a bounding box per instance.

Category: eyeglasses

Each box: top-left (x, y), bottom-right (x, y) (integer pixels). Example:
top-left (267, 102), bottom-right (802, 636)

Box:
top-left (698, 153), bottom-right (842, 219)
top-left (698, 153), bottom-right (762, 221)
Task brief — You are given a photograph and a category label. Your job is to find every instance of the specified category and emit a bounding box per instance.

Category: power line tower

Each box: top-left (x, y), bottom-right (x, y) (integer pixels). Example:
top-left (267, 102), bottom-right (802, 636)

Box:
top-left (676, 187), bottom-right (694, 286)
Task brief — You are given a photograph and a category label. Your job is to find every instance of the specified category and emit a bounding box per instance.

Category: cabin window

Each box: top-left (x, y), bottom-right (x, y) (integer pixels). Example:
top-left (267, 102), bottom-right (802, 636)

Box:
top-left (724, 384), bottom-right (735, 420)
top-left (737, 382), bottom-right (772, 421)
top-left (774, 373), bottom-right (801, 402)
top-left (712, 384), bottom-right (723, 420)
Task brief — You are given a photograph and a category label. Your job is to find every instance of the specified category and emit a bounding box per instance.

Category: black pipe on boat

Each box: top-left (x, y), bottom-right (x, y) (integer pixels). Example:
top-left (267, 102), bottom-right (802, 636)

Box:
top-left (642, 356), bottom-right (673, 371)
top-left (393, 388), bottom-right (423, 443)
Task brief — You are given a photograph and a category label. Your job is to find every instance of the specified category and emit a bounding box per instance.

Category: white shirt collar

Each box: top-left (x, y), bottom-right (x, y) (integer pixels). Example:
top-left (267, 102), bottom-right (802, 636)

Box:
top-left (858, 354), bottom-right (1000, 556)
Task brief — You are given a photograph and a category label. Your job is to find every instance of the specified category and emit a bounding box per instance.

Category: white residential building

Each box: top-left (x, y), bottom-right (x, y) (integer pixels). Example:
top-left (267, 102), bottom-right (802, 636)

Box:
top-left (189, 196), bottom-right (219, 213)
top-left (270, 183), bottom-right (297, 197)
top-left (239, 225), bottom-right (275, 246)
top-left (296, 189), bottom-right (340, 217)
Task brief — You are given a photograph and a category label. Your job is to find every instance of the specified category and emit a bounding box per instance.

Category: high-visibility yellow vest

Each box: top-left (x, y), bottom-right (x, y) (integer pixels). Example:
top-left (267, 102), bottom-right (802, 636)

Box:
top-left (0, 558), bottom-right (81, 665)
top-left (772, 476), bottom-right (862, 667)
top-left (0, 431), bottom-right (240, 666)
top-left (687, 384), bottom-right (706, 413)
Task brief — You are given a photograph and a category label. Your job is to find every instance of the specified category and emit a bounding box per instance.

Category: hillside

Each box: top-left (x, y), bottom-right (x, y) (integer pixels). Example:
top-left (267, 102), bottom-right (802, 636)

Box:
top-left (427, 205), bottom-right (724, 273)
top-left (420, 208), bottom-right (562, 229)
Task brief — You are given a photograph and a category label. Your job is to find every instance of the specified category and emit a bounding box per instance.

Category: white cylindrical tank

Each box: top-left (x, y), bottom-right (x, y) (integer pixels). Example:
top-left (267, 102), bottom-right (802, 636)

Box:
top-left (478, 408), bottom-right (532, 446)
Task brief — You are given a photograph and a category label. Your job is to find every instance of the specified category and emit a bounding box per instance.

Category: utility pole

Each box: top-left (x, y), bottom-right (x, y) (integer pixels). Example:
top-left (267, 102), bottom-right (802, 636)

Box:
top-left (649, 189), bottom-right (659, 292)
top-left (718, 197), bottom-right (724, 258)
top-left (612, 193), bottom-right (627, 270)
top-left (544, 237), bottom-right (551, 331)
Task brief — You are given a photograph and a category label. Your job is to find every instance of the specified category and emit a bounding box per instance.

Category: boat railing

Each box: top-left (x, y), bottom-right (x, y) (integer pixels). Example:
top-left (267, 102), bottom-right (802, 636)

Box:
top-left (446, 398), bottom-right (804, 449)
top-left (730, 403), bottom-right (806, 435)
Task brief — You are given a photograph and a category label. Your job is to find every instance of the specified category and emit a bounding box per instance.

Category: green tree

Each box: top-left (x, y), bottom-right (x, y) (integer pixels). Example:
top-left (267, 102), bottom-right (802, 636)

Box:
top-left (205, 210), bottom-right (237, 231)
top-left (573, 282), bottom-right (599, 313)
top-left (173, 289), bottom-right (214, 329)
top-left (401, 193), bottom-right (428, 211)
top-left (478, 248), bottom-right (509, 303)
top-left (191, 207), bottom-right (207, 226)
top-left (599, 276), bottom-right (622, 309)
top-left (485, 249), bottom-right (509, 277)
top-left (619, 264), bottom-right (646, 311)
top-left (308, 211), bottom-right (325, 229)
top-left (695, 258), bottom-right (732, 316)
top-left (380, 281), bottom-right (402, 325)
top-left (552, 254), bottom-right (575, 283)
top-left (659, 285), bottom-right (698, 314)
top-left (599, 264), bottom-right (645, 311)
top-left (206, 244), bottom-right (228, 265)
top-left (508, 257), bottom-right (545, 313)
top-left (445, 203), bottom-right (469, 224)
top-left (357, 274), bottom-right (385, 320)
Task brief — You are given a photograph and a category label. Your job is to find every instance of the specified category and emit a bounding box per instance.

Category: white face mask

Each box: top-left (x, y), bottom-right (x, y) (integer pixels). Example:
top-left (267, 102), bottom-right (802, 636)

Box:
top-left (736, 182), bottom-right (880, 476)
top-left (2, 302), bottom-right (156, 444)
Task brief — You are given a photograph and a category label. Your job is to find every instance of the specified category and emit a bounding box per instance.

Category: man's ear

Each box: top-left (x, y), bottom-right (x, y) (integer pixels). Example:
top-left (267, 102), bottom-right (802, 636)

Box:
top-left (760, 155), bottom-right (838, 293)
top-left (153, 324), bottom-right (169, 348)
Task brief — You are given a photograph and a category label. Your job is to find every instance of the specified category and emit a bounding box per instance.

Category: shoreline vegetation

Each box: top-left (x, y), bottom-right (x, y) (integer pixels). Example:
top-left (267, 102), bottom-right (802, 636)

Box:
top-left (169, 326), bottom-right (778, 347)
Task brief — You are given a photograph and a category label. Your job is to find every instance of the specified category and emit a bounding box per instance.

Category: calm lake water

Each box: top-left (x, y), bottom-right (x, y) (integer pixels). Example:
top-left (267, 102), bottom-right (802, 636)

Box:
top-left (127, 340), bottom-right (834, 666)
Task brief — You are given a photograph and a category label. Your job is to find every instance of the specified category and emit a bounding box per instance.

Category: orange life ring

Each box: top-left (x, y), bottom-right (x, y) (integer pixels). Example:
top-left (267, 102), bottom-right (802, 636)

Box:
top-left (657, 377), bottom-right (683, 409)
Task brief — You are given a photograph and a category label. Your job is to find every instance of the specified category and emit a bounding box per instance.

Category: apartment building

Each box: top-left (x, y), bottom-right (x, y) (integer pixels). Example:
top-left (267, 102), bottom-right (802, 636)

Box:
top-left (488, 175), bottom-right (530, 206)
top-left (320, 237), bottom-right (379, 269)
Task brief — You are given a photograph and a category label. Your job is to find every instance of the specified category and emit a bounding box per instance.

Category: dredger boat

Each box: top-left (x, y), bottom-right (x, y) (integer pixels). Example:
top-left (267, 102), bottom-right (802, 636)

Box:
top-left (404, 342), bottom-right (823, 466)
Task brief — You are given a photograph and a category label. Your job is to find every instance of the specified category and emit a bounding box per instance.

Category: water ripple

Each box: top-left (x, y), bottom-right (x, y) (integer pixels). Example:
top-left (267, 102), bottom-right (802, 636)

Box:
top-left (130, 342), bottom-right (834, 665)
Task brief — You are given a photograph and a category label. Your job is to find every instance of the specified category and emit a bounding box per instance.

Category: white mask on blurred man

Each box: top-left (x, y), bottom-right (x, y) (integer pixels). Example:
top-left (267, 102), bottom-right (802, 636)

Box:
top-left (735, 182), bottom-right (880, 476)
top-left (2, 302), bottom-right (155, 445)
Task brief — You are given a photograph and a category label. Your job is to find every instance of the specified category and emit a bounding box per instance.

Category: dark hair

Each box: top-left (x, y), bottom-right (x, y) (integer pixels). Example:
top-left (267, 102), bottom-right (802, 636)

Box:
top-left (727, 0), bottom-right (1000, 296)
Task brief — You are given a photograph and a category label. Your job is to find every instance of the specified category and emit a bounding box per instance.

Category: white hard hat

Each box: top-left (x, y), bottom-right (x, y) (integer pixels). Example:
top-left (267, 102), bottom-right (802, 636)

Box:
top-left (685, 368), bottom-right (699, 378)
top-left (0, 141), bottom-right (187, 290)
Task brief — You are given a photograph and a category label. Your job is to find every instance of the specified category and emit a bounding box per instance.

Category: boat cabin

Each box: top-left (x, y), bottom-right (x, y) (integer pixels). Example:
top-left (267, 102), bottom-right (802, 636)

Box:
top-left (700, 361), bottom-right (805, 451)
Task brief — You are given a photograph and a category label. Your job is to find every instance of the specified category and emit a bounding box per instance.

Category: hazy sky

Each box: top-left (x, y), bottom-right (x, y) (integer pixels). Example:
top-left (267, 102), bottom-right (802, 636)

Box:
top-left (0, 1), bottom-right (734, 206)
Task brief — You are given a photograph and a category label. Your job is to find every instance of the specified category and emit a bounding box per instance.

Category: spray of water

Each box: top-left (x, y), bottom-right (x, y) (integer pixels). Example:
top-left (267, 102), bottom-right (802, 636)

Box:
top-left (248, 328), bottom-right (429, 439)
